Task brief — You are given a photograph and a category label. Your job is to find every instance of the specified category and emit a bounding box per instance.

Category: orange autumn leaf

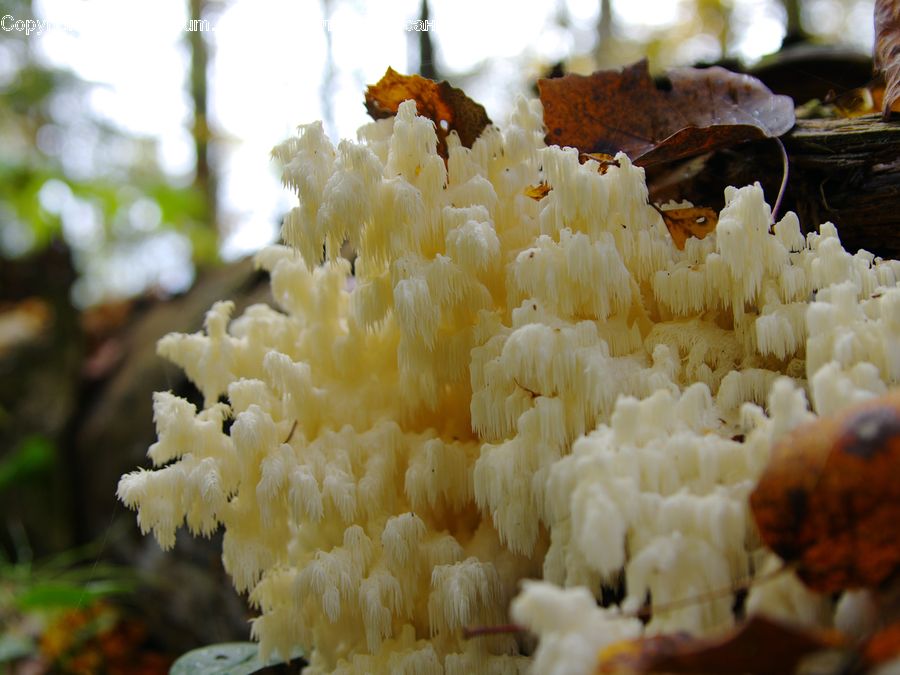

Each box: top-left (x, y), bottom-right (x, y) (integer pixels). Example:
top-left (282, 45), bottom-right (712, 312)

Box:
top-left (875, 0), bottom-right (900, 120)
top-left (595, 615), bottom-right (844, 675)
top-left (863, 621), bottom-right (900, 667)
top-left (750, 390), bottom-right (900, 593)
top-left (596, 633), bottom-right (693, 675)
top-left (365, 67), bottom-right (491, 159)
top-left (524, 182), bottom-right (552, 201)
top-left (651, 204), bottom-right (719, 250)
top-left (538, 60), bottom-right (794, 167)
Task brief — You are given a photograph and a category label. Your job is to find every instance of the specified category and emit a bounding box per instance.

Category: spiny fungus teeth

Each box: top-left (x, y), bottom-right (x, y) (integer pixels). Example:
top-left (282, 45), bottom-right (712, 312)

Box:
top-left (119, 97), bottom-right (900, 674)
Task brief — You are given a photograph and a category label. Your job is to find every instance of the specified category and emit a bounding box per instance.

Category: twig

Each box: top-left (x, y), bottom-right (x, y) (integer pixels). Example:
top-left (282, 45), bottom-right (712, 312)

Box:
top-left (462, 563), bottom-right (792, 639)
top-left (771, 136), bottom-right (789, 226)
top-left (632, 562), bottom-right (790, 620)
top-left (283, 420), bottom-right (298, 444)
top-left (463, 623), bottom-right (524, 639)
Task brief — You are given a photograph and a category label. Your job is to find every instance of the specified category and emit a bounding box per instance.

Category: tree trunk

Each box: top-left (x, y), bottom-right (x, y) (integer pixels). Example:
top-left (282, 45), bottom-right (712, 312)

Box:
top-left (188, 0), bottom-right (217, 235)
top-left (593, 0), bottom-right (615, 66)
top-left (779, 0), bottom-right (805, 44)
top-left (320, 0), bottom-right (337, 141)
top-left (417, 0), bottom-right (438, 80)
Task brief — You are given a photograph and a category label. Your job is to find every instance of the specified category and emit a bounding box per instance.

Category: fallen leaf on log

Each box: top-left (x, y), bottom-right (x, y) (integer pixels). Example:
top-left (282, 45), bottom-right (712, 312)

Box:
top-left (750, 390), bottom-right (900, 593)
top-left (595, 614), bottom-right (844, 675)
top-left (863, 620), bottom-right (900, 667)
top-left (538, 59), bottom-right (795, 167)
top-left (595, 632), bottom-right (693, 675)
top-left (365, 67), bottom-right (491, 159)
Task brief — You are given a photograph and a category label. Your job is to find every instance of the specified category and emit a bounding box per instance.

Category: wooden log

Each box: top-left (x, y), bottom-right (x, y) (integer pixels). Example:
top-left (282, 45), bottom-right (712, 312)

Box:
top-left (785, 114), bottom-right (900, 260)
top-left (647, 114), bottom-right (900, 260)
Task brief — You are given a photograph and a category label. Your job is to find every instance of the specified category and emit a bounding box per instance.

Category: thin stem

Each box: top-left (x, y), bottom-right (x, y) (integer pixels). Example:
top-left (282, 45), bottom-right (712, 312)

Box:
top-left (462, 624), bottom-right (524, 639)
top-left (771, 136), bottom-right (789, 227)
top-left (634, 563), bottom-right (790, 619)
top-left (462, 564), bottom-right (792, 639)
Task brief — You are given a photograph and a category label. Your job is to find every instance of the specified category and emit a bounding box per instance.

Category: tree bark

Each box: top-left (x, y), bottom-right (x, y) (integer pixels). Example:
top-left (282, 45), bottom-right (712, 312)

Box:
top-left (785, 115), bottom-right (900, 260)
top-left (648, 114), bottom-right (900, 261)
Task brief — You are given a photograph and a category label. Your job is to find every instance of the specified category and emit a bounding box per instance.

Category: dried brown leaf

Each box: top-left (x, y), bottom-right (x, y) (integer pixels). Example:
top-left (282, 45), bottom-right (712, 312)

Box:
top-left (595, 615), bottom-right (845, 675)
top-left (750, 390), bottom-right (900, 593)
top-left (524, 182), bottom-right (552, 201)
top-left (538, 59), bottom-right (795, 167)
top-left (580, 152), bottom-right (620, 173)
top-left (651, 204), bottom-right (719, 250)
top-left (828, 85), bottom-right (879, 118)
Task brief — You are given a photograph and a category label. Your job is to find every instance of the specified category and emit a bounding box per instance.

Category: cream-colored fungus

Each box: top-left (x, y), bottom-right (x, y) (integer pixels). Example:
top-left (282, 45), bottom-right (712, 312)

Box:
top-left (119, 98), bottom-right (900, 674)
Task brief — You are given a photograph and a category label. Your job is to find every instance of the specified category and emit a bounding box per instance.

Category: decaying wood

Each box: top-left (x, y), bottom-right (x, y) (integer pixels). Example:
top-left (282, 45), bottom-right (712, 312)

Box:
top-left (788, 116), bottom-right (900, 168)
top-left (647, 114), bottom-right (900, 260)
top-left (785, 115), bottom-right (900, 260)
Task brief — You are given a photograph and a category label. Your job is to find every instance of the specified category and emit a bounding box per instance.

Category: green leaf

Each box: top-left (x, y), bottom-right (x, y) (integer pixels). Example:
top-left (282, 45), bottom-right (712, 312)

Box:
top-left (0, 435), bottom-right (55, 492)
top-left (14, 579), bottom-right (128, 610)
top-left (169, 642), bottom-right (295, 675)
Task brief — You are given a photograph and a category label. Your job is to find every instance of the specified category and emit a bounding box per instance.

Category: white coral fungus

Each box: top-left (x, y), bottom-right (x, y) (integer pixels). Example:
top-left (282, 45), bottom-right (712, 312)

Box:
top-left (119, 98), bottom-right (900, 673)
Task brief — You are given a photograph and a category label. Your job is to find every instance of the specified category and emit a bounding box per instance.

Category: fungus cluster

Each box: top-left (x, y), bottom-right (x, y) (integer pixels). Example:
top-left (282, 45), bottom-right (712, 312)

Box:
top-left (118, 98), bottom-right (900, 673)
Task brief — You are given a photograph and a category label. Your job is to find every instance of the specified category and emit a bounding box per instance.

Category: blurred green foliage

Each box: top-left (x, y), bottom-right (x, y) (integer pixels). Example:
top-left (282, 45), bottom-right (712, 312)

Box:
top-left (0, 541), bottom-right (137, 669)
top-left (0, 0), bottom-right (216, 307)
top-left (0, 434), bottom-right (55, 492)
top-left (0, 545), bottom-right (135, 612)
